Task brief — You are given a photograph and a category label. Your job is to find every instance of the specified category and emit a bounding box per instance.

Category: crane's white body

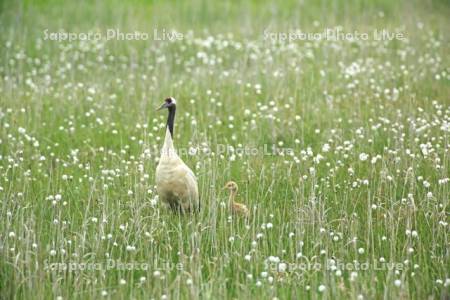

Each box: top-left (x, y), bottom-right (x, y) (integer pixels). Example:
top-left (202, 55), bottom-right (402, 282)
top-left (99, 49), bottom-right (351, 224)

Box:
top-left (156, 128), bottom-right (199, 212)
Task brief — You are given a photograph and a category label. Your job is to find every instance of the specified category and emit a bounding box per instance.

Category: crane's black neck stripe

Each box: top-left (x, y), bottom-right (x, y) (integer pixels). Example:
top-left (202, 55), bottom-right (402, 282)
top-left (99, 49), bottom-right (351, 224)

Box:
top-left (167, 105), bottom-right (176, 138)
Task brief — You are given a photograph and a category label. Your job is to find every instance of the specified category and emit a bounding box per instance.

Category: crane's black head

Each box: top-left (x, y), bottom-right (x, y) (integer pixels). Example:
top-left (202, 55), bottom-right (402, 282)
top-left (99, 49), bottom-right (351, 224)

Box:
top-left (157, 97), bottom-right (177, 111)
top-left (157, 97), bottom-right (177, 137)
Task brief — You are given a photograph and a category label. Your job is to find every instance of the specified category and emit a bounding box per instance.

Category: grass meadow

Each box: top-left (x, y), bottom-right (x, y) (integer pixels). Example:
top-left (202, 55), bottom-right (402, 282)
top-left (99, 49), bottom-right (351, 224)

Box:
top-left (0, 0), bottom-right (449, 299)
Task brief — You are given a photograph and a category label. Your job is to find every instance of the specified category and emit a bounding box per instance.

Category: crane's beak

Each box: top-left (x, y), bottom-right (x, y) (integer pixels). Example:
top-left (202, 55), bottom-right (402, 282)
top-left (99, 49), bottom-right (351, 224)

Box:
top-left (156, 102), bottom-right (169, 111)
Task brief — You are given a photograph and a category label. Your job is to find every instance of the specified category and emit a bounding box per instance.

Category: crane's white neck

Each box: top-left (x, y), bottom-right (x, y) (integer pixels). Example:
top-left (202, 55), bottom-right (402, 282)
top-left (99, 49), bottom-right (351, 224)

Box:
top-left (160, 126), bottom-right (177, 159)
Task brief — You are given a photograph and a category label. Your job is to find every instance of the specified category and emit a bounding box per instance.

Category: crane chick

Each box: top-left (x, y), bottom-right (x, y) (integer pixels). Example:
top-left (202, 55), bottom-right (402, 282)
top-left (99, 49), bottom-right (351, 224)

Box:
top-left (223, 181), bottom-right (250, 218)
